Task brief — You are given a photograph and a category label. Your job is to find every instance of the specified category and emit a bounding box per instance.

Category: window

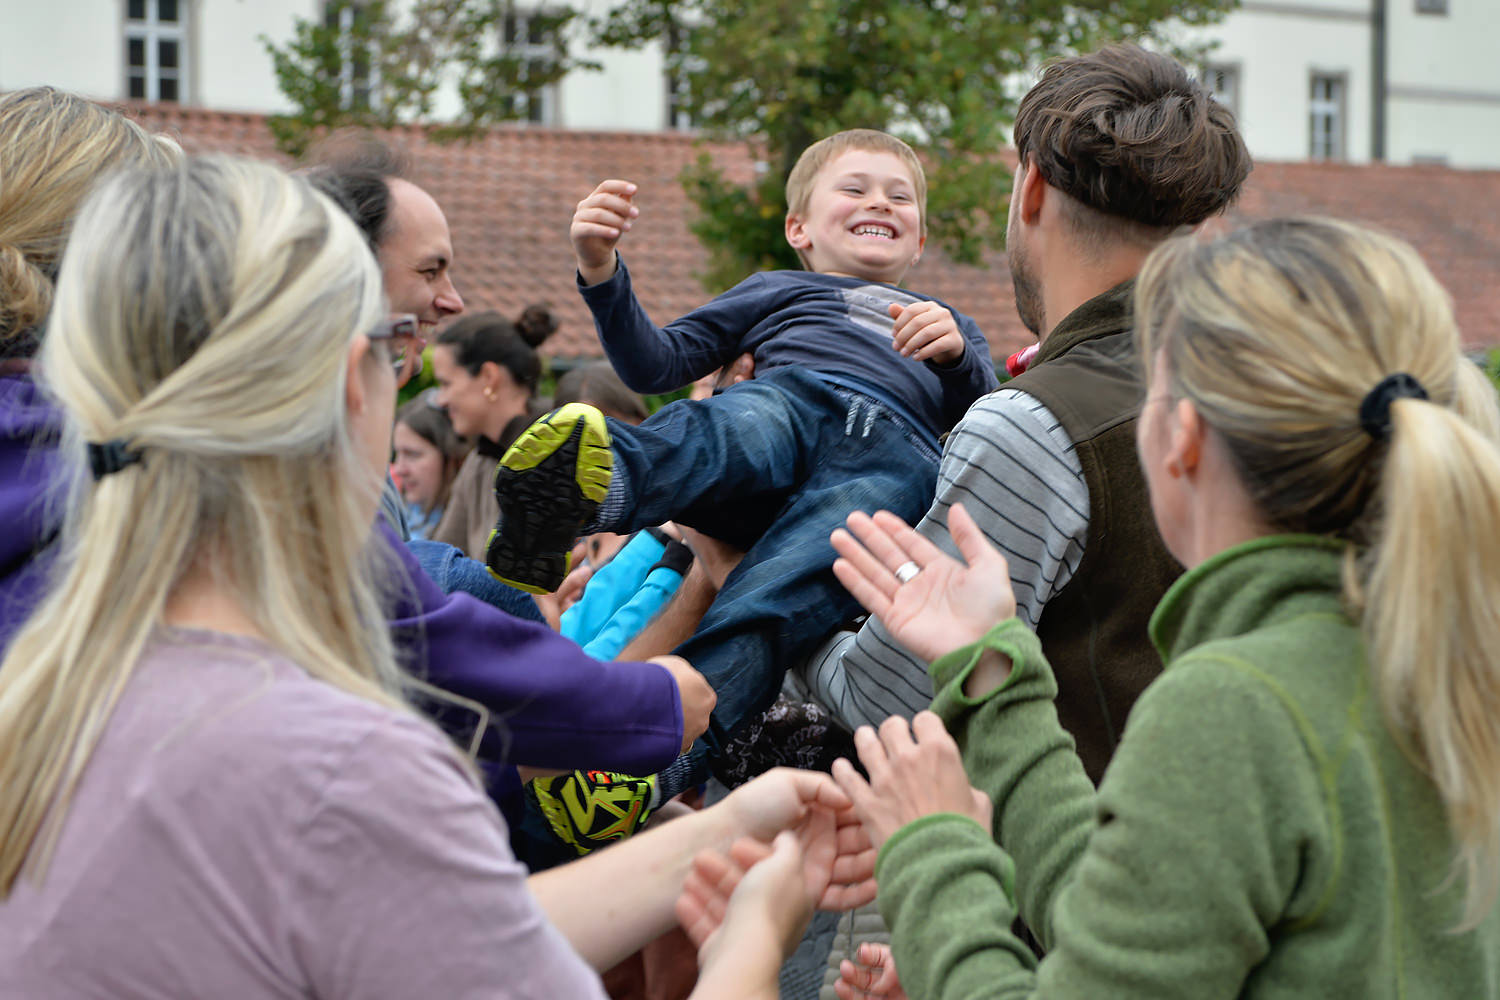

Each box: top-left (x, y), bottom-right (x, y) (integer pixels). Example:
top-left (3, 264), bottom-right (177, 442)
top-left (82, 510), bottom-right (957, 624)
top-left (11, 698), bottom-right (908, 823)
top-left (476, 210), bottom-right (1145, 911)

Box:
top-left (502, 7), bottom-right (564, 124)
top-left (662, 18), bottom-right (699, 131)
top-left (323, 0), bottom-right (376, 111)
top-left (1309, 73), bottom-right (1346, 161)
top-left (1415, 0), bottom-right (1448, 14)
top-left (125, 0), bottom-right (185, 103)
top-left (1204, 64), bottom-right (1240, 120)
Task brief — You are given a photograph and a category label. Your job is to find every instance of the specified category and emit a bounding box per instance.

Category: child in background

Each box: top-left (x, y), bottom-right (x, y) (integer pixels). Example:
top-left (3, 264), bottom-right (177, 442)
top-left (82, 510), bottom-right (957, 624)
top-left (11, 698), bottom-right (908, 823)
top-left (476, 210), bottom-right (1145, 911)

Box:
top-left (489, 129), bottom-right (996, 800)
top-left (391, 390), bottom-right (471, 540)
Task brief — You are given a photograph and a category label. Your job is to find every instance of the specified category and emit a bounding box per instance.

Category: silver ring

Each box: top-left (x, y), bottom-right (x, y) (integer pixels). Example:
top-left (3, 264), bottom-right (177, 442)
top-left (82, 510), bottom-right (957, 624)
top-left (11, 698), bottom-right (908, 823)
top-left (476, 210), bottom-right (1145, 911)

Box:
top-left (894, 561), bottom-right (921, 584)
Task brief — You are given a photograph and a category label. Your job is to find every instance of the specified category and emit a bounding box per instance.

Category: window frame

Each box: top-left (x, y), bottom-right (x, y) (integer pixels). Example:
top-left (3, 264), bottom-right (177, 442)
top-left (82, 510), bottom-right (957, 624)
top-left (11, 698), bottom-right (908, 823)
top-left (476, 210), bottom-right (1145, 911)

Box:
top-left (1308, 71), bottom-right (1348, 161)
top-left (124, 0), bottom-right (187, 103)
top-left (1204, 62), bottom-right (1242, 121)
top-left (323, 0), bottom-right (379, 111)
top-left (501, 5), bottom-right (565, 125)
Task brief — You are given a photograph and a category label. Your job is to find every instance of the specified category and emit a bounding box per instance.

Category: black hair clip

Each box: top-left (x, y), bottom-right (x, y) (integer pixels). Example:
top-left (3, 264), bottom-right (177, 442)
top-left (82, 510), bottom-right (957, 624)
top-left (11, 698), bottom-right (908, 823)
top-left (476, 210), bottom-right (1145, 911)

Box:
top-left (87, 439), bottom-right (143, 480)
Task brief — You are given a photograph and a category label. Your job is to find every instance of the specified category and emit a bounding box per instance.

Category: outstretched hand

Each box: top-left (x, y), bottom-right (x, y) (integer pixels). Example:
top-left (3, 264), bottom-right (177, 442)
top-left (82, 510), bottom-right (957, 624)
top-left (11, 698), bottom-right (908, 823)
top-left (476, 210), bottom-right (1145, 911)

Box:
top-left (572, 178), bottom-right (638, 284)
top-left (831, 503), bottom-right (1016, 663)
top-left (832, 712), bottom-right (992, 852)
top-left (719, 768), bottom-right (877, 911)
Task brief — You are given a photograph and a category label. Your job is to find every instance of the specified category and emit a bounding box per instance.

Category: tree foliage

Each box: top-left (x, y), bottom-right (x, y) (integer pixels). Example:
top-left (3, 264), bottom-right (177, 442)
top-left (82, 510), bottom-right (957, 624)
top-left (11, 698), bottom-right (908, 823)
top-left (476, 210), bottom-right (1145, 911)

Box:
top-left (590, 0), bottom-right (1236, 288)
top-left (262, 0), bottom-right (595, 158)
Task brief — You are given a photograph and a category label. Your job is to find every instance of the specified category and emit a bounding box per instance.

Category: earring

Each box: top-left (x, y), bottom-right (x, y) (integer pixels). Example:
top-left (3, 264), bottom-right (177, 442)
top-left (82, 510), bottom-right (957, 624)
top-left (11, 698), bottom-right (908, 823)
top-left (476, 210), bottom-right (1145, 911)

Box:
top-left (484, 387), bottom-right (496, 400)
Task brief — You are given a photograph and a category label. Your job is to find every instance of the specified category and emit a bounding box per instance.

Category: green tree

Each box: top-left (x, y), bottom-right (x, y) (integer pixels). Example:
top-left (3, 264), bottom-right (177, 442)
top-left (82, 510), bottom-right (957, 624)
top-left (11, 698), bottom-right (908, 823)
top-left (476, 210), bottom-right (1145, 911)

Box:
top-left (591, 0), bottom-right (1236, 290)
top-left (262, 0), bottom-right (594, 158)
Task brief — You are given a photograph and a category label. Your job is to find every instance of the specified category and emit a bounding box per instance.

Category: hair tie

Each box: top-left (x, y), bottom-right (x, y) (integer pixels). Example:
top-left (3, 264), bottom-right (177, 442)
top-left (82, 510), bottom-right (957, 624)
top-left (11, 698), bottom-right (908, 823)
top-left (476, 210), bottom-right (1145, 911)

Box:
top-left (1359, 373), bottom-right (1428, 441)
top-left (87, 439), bottom-right (143, 480)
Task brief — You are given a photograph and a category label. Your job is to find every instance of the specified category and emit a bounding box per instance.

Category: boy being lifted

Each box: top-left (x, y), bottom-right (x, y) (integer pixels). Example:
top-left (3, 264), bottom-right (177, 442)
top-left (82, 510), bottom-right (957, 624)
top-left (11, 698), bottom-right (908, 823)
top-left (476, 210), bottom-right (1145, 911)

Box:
top-left (488, 129), bottom-right (996, 800)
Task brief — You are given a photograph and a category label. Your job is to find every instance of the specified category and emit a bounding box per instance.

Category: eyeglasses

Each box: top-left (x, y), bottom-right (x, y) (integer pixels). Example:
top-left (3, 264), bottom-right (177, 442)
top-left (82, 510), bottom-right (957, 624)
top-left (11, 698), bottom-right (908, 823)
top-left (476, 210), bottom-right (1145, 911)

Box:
top-left (367, 313), bottom-right (424, 379)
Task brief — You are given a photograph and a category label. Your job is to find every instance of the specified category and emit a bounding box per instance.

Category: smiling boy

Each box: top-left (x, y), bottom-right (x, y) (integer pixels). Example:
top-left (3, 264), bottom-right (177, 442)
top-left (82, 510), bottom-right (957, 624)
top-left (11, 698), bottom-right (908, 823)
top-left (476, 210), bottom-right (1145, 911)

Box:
top-left (487, 129), bottom-right (996, 800)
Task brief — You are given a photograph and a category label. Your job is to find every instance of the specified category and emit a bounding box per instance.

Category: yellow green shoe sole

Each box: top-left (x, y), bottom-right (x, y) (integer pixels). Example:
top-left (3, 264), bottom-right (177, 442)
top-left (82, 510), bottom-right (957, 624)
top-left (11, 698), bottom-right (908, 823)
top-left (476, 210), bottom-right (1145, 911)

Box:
top-left (485, 403), bottom-right (613, 594)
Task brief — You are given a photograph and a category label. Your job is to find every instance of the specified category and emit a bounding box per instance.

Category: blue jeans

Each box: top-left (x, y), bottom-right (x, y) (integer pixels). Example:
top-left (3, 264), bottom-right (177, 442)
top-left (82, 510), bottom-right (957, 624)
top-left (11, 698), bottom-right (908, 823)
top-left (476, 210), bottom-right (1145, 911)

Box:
top-left (599, 367), bottom-right (940, 773)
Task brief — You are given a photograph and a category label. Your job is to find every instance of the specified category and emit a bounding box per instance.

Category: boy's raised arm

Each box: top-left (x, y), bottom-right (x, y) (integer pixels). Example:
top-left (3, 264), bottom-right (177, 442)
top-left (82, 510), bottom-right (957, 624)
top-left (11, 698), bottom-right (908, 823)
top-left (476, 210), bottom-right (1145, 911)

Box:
top-left (572, 178), bottom-right (639, 286)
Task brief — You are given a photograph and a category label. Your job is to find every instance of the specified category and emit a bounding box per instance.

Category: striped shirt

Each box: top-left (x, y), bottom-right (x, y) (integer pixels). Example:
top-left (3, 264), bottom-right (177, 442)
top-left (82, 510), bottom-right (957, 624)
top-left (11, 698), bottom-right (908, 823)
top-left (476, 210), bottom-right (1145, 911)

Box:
top-left (797, 388), bottom-right (1089, 730)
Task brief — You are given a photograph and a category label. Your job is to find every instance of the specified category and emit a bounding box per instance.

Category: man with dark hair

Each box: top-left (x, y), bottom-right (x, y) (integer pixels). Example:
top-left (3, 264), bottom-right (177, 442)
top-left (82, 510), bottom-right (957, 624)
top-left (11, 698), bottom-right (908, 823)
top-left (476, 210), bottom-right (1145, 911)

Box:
top-left (804, 44), bottom-right (1252, 784)
top-left (304, 139), bottom-right (464, 350)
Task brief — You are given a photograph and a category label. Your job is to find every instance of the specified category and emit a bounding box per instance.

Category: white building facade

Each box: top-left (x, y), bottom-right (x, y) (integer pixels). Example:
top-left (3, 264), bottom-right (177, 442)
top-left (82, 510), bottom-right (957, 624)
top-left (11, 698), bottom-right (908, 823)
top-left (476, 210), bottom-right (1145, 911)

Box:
top-left (1186, 0), bottom-right (1500, 167)
top-left (2, 0), bottom-right (1497, 167)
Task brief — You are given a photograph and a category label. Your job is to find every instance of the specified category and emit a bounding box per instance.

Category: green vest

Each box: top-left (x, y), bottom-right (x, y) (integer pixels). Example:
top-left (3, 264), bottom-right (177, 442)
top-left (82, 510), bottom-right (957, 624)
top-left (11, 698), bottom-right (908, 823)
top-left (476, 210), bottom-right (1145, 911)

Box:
top-left (1004, 281), bottom-right (1181, 783)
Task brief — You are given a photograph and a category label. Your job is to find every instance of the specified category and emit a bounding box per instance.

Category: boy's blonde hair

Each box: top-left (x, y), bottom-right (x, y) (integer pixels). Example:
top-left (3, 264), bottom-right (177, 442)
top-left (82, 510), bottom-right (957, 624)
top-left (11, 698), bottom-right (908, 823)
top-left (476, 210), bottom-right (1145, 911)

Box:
top-left (785, 129), bottom-right (928, 267)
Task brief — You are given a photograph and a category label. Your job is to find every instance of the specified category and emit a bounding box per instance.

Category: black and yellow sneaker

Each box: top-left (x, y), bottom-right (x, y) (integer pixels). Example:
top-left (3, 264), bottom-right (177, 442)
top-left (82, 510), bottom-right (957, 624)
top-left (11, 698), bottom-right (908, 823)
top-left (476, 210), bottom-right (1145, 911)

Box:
top-left (528, 769), bottom-right (657, 855)
top-left (486, 402), bottom-right (613, 594)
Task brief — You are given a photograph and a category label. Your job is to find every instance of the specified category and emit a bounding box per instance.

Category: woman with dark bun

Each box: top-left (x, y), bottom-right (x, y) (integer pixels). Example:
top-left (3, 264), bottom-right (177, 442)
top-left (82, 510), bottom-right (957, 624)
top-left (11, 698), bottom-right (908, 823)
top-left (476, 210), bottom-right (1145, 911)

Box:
top-left (430, 304), bottom-right (557, 559)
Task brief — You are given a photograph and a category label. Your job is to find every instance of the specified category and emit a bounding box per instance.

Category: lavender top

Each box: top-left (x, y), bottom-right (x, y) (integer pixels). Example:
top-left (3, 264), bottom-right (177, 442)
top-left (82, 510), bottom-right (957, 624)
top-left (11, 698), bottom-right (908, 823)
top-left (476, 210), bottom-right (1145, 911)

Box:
top-left (0, 627), bottom-right (606, 999)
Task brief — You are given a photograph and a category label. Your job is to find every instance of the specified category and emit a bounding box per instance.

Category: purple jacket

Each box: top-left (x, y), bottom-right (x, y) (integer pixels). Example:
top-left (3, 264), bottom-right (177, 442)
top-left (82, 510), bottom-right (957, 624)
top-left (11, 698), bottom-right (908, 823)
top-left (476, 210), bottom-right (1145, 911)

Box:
top-left (0, 372), bottom-right (684, 775)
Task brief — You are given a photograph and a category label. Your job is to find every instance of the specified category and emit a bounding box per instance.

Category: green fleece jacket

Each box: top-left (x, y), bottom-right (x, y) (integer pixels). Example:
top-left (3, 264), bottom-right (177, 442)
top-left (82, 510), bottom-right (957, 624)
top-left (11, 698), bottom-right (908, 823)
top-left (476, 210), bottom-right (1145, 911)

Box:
top-left (876, 536), bottom-right (1500, 998)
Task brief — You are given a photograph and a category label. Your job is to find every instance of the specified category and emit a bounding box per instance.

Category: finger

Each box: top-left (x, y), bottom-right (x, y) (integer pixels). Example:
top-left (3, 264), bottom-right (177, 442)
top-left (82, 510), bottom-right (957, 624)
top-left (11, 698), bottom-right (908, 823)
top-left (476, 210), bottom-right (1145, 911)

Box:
top-left (588, 178), bottom-right (638, 199)
top-left (840, 957), bottom-right (882, 992)
top-left (774, 767), bottom-right (854, 813)
top-left (897, 319), bottom-right (947, 358)
top-left (673, 892), bottom-right (715, 950)
top-left (570, 221), bottom-right (629, 242)
top-left (910, 329), bottom-right (962, 363)
top-left (910, 710), bottom-right (960, 755)
top-left (841, 510), bottom-right (918, 582)
top-left (830, 524), bottom-right (899, 604)
top-left (868, 509), bottom-right (954, 573)
top-left (876, 713), bottom-right (917, 759)
top-left (728, 836), bottom-right (774, 871)
top-left (947, 503), bottom-right (1007, 576)
top-left (820, 873), bottom-right (877, 910)
top-left (577, 191), bottom-right (638, 218)
top-left (891, 308), bottom-right (941, 354)
top-left (849, 727), bottom-right (892, 788)
top-left (833, 555), bottom-right (896, 622)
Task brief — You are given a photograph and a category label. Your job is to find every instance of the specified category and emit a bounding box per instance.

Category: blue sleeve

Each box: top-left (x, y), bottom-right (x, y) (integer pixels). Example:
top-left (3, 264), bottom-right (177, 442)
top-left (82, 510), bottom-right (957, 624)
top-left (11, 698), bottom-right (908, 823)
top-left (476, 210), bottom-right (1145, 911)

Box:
top-left (559, 531), bottom-right (667, 646)
top-left (578, 256), bottom-right (771, 393)
top-left (926, 312), bottom-right (999, 428)
top-left (407, 539), bottom-right (545, 624)
top-left (581, 565), bottom-right (688, 661)
top-left (379, 523), bottom-right (684, 774)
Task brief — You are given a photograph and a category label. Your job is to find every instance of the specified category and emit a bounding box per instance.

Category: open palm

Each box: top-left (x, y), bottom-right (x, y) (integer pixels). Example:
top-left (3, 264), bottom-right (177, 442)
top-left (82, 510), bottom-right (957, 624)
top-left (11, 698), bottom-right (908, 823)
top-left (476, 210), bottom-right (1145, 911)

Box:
top-left (830, 504), bottom-right (1016, 664)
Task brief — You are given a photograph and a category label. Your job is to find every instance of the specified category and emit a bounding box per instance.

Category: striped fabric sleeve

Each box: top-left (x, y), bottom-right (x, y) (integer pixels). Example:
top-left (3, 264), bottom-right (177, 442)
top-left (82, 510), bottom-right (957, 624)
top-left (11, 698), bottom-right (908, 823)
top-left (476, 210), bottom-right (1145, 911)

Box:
top-left (798, 388), bottom-right (1089, 731)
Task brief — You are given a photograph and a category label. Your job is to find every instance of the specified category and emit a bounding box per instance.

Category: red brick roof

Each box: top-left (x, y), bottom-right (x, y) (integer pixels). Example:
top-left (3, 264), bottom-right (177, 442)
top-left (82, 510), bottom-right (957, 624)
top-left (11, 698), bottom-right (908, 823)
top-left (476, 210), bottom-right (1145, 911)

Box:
top-left (124, 103), bottom-right (1500, 357)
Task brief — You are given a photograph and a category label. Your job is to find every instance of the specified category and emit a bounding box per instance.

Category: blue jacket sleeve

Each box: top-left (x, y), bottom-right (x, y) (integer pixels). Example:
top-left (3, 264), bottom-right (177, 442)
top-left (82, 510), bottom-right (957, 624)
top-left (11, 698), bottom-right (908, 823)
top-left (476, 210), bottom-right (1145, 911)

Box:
top-left (927, 312), bottom-right (999, 429)
top-left (379, 524), bottom-right (684, 774)
top-left (559, 530), bottom-right (667, 646)
top-left (578, 256), bottom-right (768, 393)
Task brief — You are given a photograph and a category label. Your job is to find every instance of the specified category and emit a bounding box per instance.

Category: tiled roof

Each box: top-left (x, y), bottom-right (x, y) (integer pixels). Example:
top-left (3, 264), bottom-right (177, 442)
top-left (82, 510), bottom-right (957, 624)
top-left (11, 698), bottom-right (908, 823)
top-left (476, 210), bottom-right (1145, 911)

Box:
top-left (123, 103), bottom-right (1500, 358)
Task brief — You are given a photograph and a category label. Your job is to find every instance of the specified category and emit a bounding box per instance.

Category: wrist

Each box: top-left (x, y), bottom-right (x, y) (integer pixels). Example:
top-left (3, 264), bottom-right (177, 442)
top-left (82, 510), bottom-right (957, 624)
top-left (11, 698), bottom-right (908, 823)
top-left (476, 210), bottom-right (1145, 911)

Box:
top-left (577, 252), bottom-right (619, 287)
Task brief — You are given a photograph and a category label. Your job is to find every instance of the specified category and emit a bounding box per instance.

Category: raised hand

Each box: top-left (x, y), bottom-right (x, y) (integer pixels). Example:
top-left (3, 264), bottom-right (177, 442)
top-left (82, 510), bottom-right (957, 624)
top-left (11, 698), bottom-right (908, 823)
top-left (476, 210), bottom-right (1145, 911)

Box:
top-left (888, 300), bottom-right (966, 364)
top-left (830, 503), bottom-right (1016, 663)
top-left (832, 712), bottom-right (992, 851)
top-left (571, 178), bottom-right (639, 284)
top-left (836, 942), bottom-right (909, 1000)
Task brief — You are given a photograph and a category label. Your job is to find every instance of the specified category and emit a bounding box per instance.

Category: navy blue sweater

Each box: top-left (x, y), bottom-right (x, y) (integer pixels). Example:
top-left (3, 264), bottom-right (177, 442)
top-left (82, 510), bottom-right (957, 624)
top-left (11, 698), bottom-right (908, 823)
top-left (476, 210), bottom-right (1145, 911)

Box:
top-left (579, 258), bottom-right (997, 436)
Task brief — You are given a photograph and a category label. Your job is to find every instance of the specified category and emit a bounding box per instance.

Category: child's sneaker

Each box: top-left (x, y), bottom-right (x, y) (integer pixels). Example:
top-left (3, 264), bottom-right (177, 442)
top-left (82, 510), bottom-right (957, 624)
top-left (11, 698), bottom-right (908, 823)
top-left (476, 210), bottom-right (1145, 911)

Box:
top-left (528, 769), bottom-right (657, 854)
top-left (486, 403), bottom-right (612, 594)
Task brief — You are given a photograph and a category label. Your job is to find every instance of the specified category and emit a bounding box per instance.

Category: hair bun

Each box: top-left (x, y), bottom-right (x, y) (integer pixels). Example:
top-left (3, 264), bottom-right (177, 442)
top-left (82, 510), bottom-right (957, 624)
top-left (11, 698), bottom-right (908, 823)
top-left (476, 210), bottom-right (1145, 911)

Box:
top-left (515, 303), bottom-right (558, 348)
top-left (0, 244), bottom-right (53, 342)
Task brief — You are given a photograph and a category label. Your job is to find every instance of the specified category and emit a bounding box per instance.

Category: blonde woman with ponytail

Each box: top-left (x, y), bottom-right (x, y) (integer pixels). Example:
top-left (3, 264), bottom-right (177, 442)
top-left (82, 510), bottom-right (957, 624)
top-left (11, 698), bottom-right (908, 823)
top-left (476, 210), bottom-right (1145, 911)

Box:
top-left (812, 217), bottom-right (1500, 998)
top-left (0, 87), bottom-right (179, 650)
top-left (0, 156), bottom-right (873, 998)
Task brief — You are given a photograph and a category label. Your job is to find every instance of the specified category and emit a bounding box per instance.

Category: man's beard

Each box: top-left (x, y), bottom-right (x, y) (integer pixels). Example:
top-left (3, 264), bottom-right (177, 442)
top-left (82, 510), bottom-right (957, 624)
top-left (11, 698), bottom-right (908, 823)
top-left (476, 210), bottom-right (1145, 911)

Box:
top-left (1008, 235), bottom-right (1044, 338)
